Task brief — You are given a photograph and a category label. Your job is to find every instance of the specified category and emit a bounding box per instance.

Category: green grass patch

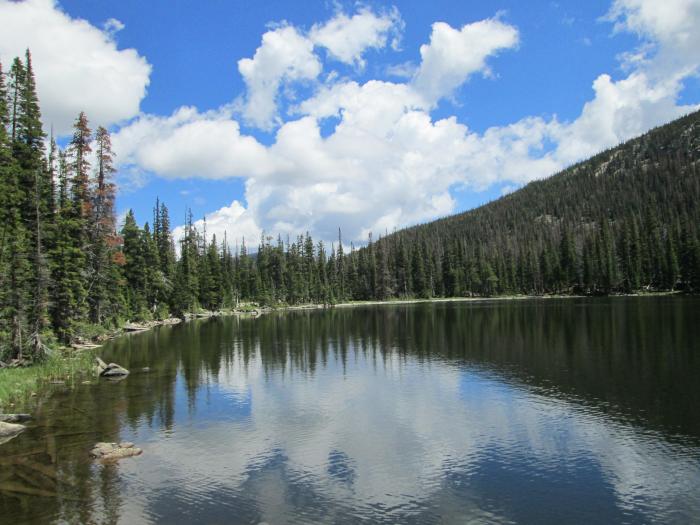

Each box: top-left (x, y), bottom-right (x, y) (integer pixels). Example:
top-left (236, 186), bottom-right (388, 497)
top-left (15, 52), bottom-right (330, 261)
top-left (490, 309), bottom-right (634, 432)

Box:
top-left (73, 321), bottom-right (114, 341)
top-left (0, 349), bottom-right (96, 408)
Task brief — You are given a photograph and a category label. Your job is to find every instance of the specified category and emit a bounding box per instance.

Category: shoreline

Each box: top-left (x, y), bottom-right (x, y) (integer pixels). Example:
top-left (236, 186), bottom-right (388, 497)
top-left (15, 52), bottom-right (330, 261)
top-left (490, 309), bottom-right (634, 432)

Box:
top-left (0, 291), bottom-right (686, 407)
top-left (65, 290), bottom-right (689, 349)
top-left (0, 309), bottom-right (261, 407)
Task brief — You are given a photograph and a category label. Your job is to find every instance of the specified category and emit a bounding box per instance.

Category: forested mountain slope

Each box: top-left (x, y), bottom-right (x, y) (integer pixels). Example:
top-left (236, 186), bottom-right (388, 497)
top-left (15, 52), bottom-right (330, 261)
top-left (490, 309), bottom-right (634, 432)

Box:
top-left (351, 110), bottom-right (700, 298)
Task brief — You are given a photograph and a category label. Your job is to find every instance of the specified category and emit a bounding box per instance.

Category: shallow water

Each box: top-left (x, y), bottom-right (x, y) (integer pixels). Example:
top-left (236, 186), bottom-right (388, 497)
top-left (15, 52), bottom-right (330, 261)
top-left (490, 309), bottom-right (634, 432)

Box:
top-left (1, 297), bottom-right (699, 524)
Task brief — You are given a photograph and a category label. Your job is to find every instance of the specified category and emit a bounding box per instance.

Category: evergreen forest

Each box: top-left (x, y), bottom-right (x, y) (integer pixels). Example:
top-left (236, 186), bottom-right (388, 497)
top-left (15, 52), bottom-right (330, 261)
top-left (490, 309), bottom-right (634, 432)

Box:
top-left (1, 53), bottom-right (699, 362)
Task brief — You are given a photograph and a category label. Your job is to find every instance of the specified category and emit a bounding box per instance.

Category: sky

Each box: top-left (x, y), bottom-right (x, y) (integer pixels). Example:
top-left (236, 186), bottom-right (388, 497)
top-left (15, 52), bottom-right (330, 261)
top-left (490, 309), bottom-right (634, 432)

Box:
top-left (0, 0), bottom-right (698, 247)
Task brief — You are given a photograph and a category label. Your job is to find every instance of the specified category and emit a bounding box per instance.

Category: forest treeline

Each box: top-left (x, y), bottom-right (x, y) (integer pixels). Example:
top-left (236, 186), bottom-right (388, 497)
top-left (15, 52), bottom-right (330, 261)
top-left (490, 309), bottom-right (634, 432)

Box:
top-left (1, 53), bottom-right (699, 362)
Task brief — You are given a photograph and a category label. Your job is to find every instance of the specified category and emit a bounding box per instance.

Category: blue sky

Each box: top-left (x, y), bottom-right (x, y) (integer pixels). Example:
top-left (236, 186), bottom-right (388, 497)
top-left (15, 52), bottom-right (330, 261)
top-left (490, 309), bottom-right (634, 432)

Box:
top-left (0, 0), bottom-right (698, 245)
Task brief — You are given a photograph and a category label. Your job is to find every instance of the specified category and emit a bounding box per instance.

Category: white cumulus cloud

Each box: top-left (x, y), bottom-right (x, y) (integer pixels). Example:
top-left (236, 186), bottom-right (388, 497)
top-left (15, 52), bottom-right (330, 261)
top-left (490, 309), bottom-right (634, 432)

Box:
top-left (412, 18), bottom-right (519, 105)
top-left (112, 106), bottom-right (275, 184)
top-left (0, 0), bottom-right (151, 135)
top-left (310, 7), bottom-right (403, 68)
top-left (237, 7), bottom-right (405, 130)
top-left (237, 25), bottom-right (321, 130)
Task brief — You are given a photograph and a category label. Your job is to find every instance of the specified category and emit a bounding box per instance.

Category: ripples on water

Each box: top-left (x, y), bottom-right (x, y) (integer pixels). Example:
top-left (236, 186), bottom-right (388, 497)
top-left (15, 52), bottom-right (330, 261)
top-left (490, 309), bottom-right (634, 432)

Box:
top-left (1, 297), bottom-right (699, 524)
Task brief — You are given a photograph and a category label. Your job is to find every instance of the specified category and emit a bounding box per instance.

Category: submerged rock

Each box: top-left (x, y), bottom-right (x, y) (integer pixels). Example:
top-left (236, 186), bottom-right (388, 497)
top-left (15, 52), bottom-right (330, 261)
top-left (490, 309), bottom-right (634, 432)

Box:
top-left (0, 421), bottom-right (26, 445)
top-left (90, 441), bottom-right (142, 461)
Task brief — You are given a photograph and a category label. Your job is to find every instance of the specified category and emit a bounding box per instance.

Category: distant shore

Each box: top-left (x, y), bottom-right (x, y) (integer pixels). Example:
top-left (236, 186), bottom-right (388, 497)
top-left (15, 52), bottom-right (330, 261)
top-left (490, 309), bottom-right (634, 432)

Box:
top-left (281, 291), bottom-right (684, 312)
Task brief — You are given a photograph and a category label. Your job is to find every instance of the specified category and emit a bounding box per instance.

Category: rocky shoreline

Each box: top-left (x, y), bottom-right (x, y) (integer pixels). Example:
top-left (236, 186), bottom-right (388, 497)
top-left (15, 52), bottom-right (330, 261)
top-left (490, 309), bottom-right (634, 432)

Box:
top-left (68, 306), bottom-right (268, 352)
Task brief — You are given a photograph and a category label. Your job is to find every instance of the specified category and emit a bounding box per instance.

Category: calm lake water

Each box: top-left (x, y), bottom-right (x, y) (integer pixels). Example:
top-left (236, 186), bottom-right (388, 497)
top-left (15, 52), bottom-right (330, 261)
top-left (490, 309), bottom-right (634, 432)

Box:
top-left (2, 297), bottom-right (700, 524)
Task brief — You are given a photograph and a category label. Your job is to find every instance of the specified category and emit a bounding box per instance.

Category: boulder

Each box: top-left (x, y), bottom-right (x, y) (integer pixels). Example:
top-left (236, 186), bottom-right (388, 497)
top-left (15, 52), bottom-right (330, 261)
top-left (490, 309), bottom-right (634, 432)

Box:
top-left (0, 421), bottom-right (26, 445)
top-left (95, 357), bottom-right (129, 378)
top-left (101, 363), bottom-right (130, 377)
top-left (90, 441), bottom-right (142, 461)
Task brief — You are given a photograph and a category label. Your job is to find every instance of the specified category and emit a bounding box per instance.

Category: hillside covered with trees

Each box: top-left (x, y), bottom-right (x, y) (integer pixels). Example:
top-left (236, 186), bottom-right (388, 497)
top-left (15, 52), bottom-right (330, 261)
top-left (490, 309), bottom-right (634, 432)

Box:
top-left (361, 110), bottom-right (700, 299)
top-left (1, 53), bottom-right (699, 363)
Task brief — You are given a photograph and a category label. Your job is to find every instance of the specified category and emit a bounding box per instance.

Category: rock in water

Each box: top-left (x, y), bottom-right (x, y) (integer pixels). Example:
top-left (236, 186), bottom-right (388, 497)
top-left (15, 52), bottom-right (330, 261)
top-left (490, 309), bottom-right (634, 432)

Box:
top-left (101, 363), bottom-right (130, 377)
top-left (90, 442), bottom-right (142, 461)
top-left (0, 422), bottom-right (26, 445)
top-left (95, 357), bottom-right (129, 378)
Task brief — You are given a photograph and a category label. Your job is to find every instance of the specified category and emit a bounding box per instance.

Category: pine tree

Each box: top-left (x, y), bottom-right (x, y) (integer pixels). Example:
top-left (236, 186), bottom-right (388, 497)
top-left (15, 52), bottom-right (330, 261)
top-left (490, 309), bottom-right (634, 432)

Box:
top-left (7, 52), bottom-right (50, 357)
top-left (58, 112), bottom-right (93, 328)
top-left (8, 57), bottom-right (25, 143)
top-left (559, 225), bottom-right (577, 291)
top-left (396, 238), bottom-right (411, 297)
top-left (70, 112), bottom-right (92, 222)
top-left (643, 207), bottom-right (663, 288)
top-left (664, 234), bottom-right (680, 290)
top-left (441, 245), bottom-right (456, 297)
top-left (89, 126), bottom-right (118, 324)
top-left (375, 237), bottom-right (392, 300)
top-left (26, 90), bottom-right (50, 354)
top-left (172, 210), bottom-right (199, 316)
top-left (142, 223), bottom-right (163, 315)
top-left (122, 210), bottom-right (147, 318)
top-left (49, 150), bottom-right (86, 342)
top-left (316, 241), bottom-right (330, 304)
top-left (304, 233), bottom-right (316, 303)
top-left (599, 219), bottom-right (618, 293)
top-left (478, 250), bottom-right (498, 296)
top-left (202, 235), bottom-right (223, 309)
top-left (157, 201), bottom-right (176, 295)
top-left (0, 61), bottom-right (30, 358)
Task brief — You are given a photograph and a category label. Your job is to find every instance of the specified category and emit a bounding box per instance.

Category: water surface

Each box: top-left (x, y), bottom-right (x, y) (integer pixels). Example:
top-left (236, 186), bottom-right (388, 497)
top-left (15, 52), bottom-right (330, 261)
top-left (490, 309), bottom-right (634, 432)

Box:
top-left (2, 297), bottom-right (699, 524)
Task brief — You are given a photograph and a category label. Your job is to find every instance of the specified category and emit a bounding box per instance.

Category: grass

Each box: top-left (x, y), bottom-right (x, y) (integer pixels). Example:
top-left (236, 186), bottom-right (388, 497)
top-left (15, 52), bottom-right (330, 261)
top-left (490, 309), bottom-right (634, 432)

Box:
top-left (0, 349), bottom-right (97, 409)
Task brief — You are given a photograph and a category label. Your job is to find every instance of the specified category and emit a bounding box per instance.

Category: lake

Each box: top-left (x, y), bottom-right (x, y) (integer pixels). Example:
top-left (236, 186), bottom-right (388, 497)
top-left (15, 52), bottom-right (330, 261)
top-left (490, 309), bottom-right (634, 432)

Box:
top-left (2, 297), bottom-right (700, 524)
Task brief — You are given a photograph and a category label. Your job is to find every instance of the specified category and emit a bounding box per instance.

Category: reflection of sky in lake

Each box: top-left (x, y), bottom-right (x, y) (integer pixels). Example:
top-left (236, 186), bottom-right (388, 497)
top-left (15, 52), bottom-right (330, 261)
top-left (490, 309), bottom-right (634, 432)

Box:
top-left (171, 375), bottom-right (252, 426)
top-left (111, 341), bottom-right (700, 524)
